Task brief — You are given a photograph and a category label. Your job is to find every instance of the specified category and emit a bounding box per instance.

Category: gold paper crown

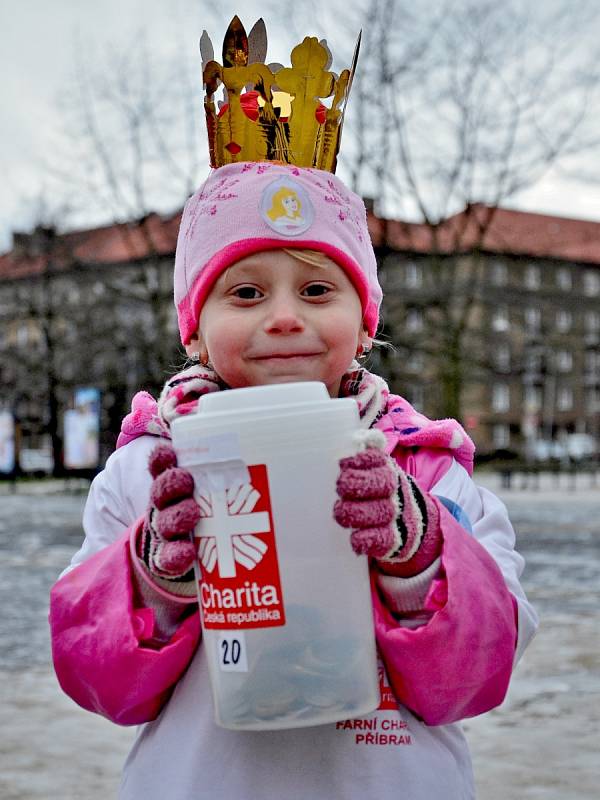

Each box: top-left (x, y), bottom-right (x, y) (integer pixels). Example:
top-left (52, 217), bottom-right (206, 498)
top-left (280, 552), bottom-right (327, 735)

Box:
top-left (200, 16), bottom-right (360, 174)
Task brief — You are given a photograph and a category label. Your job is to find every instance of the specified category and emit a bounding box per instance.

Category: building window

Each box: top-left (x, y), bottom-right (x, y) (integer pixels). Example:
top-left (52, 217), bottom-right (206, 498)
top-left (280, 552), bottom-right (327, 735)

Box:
top-left (16, 322), bottom-right (30, 347)
top-left (586, 387), bottom-right (600, 412)
top-left (68, 286), bottom-right (80, 304)
top-left (557, 386), bottom-right (573, 411)
top-left (492, 306), bottom-right (509, 332)
top-left (556, 350), bottom-right (573, 372)
top-left (584, 310), bottom-right (600, 332)
top-left (406, 351), bottom-right (424, 372)
top-left (524, 307), bottom-right (541, 333)
top-left (168, 305), bottom-right (179, 332)
top-left (524, 385), bottom-right (542, 411)
top-left (406, 308), bottom-right (424, 333)
top-left (491, 260), bottom-right (508, 287)
top-left (61, 360), bottom-right (76, 380)
top-left (524, 349), bottom-right (542, 373)
top-left (405, 261), bottom-right (422, 289)
top-left (556, 309), bottom-right (572, 332)
top-left (583, 270), bottom-right (600, 297)
top-left (585, 350), bottom-right (600, 372)
top-left (524, 264), bottom-right (541, 290)
top-left (492, 383), bottom-right (510, 412)
top-left (494, 343), bottom-right (511, 372)
top-left (410, 385), bottom-right (424, 411)
top-left (493, 424), bottom-right (510, 448)
top-left (556, 267), bottom-right (572, 291)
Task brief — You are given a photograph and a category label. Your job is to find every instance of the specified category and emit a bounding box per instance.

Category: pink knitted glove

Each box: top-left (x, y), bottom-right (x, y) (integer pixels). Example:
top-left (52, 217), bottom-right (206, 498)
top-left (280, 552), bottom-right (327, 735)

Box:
top-left (137, 443), bottom-right (201, 593)
top-left (334, 444), bottom-right (442, 577)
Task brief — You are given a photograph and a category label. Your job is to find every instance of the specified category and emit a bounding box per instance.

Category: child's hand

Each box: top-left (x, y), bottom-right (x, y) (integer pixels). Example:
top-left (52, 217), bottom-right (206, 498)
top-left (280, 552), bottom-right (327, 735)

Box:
top-left (138, 443), bottom-right (201, 585)
top-left (333, 440), bottom-right (442, 577)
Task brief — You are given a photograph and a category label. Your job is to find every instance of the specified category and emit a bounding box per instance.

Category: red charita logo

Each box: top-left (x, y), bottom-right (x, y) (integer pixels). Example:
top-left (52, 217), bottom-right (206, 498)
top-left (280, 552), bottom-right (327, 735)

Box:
top-left (195, 465), bottom-right (286, 630)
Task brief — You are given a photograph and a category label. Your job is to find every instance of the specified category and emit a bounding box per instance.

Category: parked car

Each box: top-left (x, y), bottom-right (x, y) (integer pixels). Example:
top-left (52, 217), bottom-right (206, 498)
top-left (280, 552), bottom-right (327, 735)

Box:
top-left (564, 434), bottom-right (596, 461)
top-left (527, 434), bottom-right (596, 463)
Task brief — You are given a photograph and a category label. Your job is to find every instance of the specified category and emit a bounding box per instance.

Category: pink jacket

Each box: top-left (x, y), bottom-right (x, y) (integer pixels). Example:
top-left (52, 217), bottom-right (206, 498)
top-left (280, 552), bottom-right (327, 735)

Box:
top-left (50, 394), bottom-right (523, 728)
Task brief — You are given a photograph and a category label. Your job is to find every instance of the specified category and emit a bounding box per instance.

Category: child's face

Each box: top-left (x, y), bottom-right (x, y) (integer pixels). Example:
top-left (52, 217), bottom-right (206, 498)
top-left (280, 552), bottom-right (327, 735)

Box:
top-left (188, 250), bottom-right (370, 397)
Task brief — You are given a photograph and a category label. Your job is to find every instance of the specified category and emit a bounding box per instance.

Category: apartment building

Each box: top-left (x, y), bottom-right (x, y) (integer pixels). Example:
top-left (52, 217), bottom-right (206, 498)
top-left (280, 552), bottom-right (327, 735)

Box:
top-left (368, 205), bottom-right (600, 457)
top-left (0, 204), bottom-right (598, 469)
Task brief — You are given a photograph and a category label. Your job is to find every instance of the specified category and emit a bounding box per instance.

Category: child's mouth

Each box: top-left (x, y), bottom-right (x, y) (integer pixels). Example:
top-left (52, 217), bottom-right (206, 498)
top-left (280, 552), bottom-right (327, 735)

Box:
top-left (253, 353), bottom-right (320, 361)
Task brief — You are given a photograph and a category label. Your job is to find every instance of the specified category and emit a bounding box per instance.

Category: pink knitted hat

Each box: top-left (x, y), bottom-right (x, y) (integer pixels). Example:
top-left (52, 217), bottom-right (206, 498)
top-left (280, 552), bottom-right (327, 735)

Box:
top-left (174, 162), bottom-right (382, 344)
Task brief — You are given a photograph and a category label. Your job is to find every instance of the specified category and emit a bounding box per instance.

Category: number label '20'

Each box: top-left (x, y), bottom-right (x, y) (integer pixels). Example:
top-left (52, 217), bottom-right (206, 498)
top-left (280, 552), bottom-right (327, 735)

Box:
top-left (217, 632), bottom-right (248, 672)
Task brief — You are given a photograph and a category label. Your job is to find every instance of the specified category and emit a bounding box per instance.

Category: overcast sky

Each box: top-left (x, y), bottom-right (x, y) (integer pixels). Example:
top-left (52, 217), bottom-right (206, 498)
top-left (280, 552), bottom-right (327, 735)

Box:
top-left (1, 0), bottom-right (599, 253)
top-left (0, 0), bottom-right (267, 250)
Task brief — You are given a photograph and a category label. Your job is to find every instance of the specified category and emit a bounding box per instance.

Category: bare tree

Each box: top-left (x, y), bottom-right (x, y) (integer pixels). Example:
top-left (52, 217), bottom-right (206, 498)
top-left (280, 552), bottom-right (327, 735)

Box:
top-left (47, 25), bottom-right (211, 229)
top-left (42, 21), bottom-right (225, 386)
top-left (348, 0), bottom-right (600, 419)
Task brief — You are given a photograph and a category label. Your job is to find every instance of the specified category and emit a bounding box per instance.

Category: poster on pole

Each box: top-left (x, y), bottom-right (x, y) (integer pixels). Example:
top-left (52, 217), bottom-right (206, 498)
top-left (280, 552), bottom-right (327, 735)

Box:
top-left (64, 388), bottom-right (100, 469)
top-left (0, 411), bottom-right (15, 473)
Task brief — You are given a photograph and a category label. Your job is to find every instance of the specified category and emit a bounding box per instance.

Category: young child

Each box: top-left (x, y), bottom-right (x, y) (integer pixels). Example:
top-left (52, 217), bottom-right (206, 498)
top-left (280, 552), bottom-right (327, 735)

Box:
top-left (49, 23), bottom-right (537, 800)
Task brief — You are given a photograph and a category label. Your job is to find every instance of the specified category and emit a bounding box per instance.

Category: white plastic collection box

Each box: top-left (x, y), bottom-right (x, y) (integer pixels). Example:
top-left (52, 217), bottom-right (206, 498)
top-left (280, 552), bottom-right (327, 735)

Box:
top-left (171, 382), bottom-right (379, 730)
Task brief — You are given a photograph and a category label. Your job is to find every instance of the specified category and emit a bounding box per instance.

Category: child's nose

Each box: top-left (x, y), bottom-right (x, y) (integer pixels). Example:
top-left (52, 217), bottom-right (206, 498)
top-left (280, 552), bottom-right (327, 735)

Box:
top-left (264, 296), bottom-right (305, 334)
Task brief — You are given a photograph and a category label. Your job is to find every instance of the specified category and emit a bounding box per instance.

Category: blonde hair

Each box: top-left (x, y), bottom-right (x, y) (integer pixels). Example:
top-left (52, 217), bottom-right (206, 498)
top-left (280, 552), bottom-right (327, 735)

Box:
top-left (281, 248), bottom-right (330, 268)
top-left (267, 187), bottom-right (302, 220)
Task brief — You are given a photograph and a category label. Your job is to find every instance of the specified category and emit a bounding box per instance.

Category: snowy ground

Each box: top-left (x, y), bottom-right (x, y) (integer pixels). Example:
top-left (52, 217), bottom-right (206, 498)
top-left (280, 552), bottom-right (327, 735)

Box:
top-left (465, 473), bottom-right (600, 800)
top-left (0, 476), bottom-right (598, 799)
top-left (0, 668), bottom-right (134, 800)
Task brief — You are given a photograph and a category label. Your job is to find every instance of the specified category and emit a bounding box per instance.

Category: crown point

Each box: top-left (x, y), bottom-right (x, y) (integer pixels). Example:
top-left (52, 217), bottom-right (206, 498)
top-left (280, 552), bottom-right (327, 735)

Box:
top-left (248, 18), bottom-right (267, 64)
top-left (223, 16), bottom-right (249, 68)
top-left (199, 30), bottom-right (214, 66)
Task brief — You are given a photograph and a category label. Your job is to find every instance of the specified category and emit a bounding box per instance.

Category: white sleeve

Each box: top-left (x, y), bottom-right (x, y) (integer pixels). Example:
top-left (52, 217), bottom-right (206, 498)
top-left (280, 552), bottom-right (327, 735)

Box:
top-left (432, 460), bottom-right (539, 663)
top-left (62, 436), bottom-right (157, 576)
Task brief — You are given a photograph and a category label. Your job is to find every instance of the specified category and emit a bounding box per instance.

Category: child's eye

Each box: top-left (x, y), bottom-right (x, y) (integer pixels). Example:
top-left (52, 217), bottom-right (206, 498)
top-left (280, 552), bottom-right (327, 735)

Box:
top-left (232, 286), bottom-right (263, 300)
top-left (302, 283), bottom-right (332, 297)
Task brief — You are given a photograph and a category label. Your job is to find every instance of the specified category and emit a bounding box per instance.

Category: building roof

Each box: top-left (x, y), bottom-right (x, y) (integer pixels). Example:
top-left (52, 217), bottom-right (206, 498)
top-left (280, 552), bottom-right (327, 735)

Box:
top-left (0, 213), bottom-right (181, 280)
top-left (367, 203), bottom-right (600, 265)
top-left (2, 203), bottom-right (600, 281)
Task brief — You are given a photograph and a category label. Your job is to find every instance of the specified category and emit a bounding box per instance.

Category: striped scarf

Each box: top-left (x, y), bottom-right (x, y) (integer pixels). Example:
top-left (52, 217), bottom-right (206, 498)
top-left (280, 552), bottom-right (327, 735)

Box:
top-left (117, 361), bottom-right (390, 448)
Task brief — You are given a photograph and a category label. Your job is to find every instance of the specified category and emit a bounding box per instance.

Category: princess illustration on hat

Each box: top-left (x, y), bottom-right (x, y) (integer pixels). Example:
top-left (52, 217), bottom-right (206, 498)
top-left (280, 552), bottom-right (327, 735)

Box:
top-left (266, 186), bottom-right (305, 227)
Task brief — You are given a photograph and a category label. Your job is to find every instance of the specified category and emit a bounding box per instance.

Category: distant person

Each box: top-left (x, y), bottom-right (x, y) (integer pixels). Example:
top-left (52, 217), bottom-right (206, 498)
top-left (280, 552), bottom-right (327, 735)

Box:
top-left (49, 17), bottom-right (537, 800)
